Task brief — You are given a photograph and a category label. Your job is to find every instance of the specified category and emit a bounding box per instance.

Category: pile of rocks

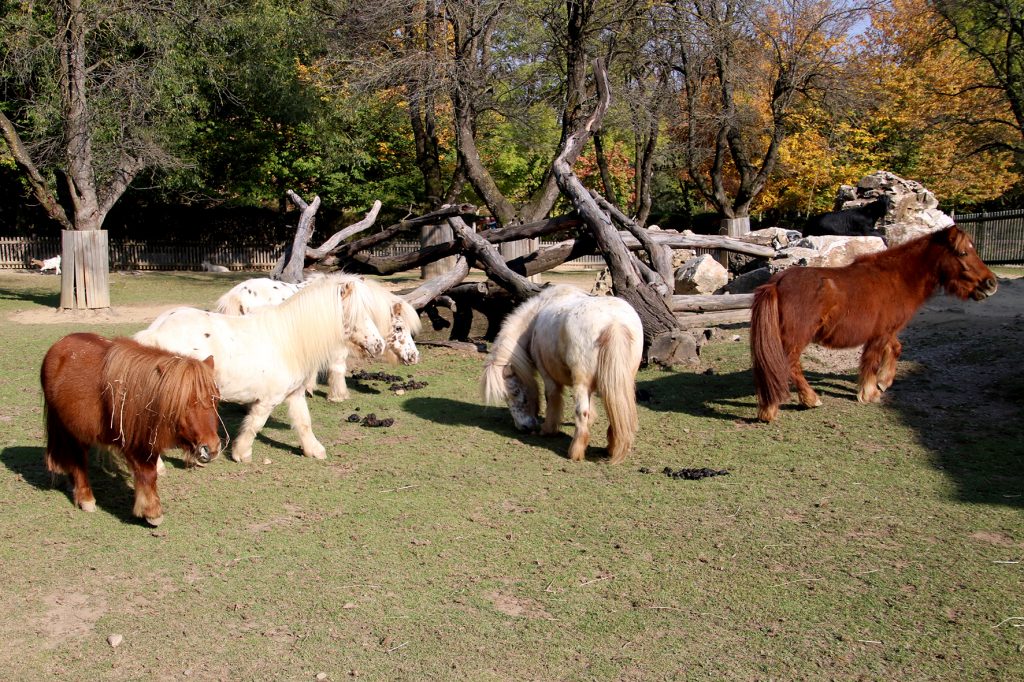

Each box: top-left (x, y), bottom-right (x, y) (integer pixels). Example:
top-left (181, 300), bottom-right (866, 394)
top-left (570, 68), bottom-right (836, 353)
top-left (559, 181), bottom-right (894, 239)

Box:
top-left (672, 171), bottom-right (956, 295)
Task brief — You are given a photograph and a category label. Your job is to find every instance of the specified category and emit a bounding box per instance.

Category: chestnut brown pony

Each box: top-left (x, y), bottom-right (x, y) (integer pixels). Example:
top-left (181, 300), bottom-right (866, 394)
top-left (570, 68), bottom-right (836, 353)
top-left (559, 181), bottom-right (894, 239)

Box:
top-left (751, 226), bottom-right (998, 422)
top-left (41, 333), bottom-right (221, 526)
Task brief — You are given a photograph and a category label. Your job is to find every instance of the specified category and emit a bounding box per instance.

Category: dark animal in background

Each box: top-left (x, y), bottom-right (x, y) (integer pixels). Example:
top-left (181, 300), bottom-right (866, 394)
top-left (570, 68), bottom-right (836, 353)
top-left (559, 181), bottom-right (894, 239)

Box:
top-left (803, 195), bottom-right (891, 237)
top-left (41, 333), bottom-right (221, 525)
top-left (750, 226), bottom-right (997, 423)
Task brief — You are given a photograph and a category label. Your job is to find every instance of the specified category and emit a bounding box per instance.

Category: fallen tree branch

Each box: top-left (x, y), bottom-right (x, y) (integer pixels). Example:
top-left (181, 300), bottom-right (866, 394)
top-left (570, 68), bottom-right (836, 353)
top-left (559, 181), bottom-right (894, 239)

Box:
top-left (448, 216), bottom-right (542, 299)
top-left (671, 293), bottom-right (754, 312)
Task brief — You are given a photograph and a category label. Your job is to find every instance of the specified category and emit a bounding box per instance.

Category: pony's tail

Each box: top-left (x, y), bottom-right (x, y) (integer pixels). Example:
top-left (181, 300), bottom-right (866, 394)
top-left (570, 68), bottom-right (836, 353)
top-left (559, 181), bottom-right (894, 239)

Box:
top-left (481, 360), bottom-right (509, 405)
top-left (213, 291), bottom-right (243, 316)
top-left (750, 283), bottom-right (791, 422)
top-left (595, 323), bottom-right (639, 465)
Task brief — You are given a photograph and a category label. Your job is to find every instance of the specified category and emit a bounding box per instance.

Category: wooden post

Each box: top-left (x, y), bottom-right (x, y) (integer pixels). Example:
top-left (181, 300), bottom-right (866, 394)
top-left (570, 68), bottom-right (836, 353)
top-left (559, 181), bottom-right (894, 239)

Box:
top-left (499, 238), bottom-right (541, 283)
top-left (60, 230), bottom-right (110, 309)
top-left (717, 216), bottom-right (750, 268)
top-left (420, 223), bottom-right (456, 279)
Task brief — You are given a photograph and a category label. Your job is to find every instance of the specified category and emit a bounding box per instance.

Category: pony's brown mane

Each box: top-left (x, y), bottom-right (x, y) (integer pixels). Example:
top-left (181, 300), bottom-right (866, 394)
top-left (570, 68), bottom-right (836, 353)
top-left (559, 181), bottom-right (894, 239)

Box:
top-left (102, 338), bottom-right (219, 455)
top-left (850, 227), bottom-right (955, 280)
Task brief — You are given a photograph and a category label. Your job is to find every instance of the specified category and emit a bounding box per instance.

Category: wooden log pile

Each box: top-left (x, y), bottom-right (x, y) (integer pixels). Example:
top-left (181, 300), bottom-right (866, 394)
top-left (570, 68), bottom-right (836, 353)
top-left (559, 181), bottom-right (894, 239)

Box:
top-left (272, 60), bottom-right (776, 366)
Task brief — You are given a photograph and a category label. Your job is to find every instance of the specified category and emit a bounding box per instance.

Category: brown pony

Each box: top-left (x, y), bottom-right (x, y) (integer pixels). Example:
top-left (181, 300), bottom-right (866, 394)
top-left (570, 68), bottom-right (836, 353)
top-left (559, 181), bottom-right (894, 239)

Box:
top-left (41, 333), bottom-right (221, 525)
top-left (751, 226), bottom-right (998, 422)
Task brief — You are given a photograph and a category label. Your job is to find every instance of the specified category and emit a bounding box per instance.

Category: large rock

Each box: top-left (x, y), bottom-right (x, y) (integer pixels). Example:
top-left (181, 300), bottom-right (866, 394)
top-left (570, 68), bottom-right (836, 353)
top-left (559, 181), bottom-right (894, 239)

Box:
top-left (832, 171), bottom-right (954, 245)
top-left (745, 227), bottom-right (803, 249)
top-left (674, 254), bottom-right (728, 295)
top-left (795, 235), bottom-right (886, 266)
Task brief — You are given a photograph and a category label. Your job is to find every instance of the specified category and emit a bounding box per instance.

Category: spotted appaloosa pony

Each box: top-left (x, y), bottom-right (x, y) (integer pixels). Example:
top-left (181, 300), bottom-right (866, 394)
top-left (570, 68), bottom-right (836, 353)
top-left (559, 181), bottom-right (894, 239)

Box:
top-left (41, 333), bottom-right (221, 526)
top-left (751, 226), bottom-right (998, 422)
top-left (214, 274), bottom-right (421, 401)
top-left (135, 275), bottom-right (385, 463)
top-left (482, 285), bottom-right (643, 464)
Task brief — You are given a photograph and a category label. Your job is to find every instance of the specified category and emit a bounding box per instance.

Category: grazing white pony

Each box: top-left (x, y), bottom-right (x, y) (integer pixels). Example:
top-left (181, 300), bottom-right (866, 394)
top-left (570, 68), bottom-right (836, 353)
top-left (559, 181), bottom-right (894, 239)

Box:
top-left (134, 275), bottom-right (386, 463)
top-left (215, 274), bottom-right (421, 401)
top-left (31, 255), bottom-right (61, 275)
top-left (482, 285), bottom-right (643, 464)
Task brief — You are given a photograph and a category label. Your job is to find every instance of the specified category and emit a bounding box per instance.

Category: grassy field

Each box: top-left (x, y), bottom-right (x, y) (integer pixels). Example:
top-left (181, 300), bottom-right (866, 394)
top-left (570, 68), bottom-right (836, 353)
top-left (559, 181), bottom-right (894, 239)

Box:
top-left (1, 269), bottom-right (1022, 680)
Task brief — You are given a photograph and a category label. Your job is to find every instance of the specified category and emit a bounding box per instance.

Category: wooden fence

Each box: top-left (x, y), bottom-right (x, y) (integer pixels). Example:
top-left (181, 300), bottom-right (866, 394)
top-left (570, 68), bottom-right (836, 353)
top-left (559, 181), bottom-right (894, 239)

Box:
top-left (0, 236), bottom-right (607, 271)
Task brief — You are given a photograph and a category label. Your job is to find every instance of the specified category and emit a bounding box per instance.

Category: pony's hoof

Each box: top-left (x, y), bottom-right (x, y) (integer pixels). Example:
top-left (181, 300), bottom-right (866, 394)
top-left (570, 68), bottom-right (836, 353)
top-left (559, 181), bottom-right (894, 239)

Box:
top-left (79, 499), bottom-right (97, 513)
top-left (326, 392), bottom-right (349, 403)
top-left (156, 456), bottom-right (166, 477)
top-left (146, 514), bottom-right (164, 527)
top-left (307, 446), bottom-right (327, 460)
top-left (231, 450), bottom-right (252, 464)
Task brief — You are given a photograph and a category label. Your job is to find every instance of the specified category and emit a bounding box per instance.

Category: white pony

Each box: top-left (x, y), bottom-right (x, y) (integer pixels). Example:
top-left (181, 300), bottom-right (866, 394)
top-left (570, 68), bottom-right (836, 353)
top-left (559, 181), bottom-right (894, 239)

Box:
top-left (134, 275), bottom-right (386, 463)
top-left (482, 285), bottom-right (643, 464)
top-left (215, 274), bottom-right (421, 401)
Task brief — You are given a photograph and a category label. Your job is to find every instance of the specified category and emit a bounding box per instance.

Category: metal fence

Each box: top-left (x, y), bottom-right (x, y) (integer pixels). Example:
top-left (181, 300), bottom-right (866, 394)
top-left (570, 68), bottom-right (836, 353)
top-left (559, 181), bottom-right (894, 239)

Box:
top-left (953, 209), bottom-right (1024, 264)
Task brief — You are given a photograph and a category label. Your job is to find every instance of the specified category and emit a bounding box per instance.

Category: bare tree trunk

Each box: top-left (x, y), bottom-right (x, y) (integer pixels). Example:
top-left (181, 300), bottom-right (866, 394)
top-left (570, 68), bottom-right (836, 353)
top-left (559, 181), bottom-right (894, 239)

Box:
top-left (553, 59), bottom-right (694, 365)
top-left (274, 191), bottom-right (321, 283)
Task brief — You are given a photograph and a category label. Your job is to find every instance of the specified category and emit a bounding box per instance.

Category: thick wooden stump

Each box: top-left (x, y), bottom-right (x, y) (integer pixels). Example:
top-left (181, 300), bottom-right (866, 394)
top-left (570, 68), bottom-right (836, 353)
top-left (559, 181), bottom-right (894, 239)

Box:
top-left (60, 230), bottom-right (110, 309)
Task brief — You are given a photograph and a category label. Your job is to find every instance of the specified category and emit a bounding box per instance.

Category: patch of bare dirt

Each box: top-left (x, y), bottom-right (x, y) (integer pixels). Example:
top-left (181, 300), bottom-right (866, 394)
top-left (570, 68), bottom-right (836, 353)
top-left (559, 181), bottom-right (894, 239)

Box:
top-left (10, 304), bottom-right (177, 325)
top-left (485, 591), bottom-right (553, 620)
top-left (37, 590), bottom-right (108, 647)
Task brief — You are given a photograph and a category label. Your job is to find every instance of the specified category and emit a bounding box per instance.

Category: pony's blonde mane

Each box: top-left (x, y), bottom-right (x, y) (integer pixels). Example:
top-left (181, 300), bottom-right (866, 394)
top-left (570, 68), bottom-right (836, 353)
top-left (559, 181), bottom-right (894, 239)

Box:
top-left (243, 276), bottom-right (370, 375)
top-left (102, 339), bottom-right (219, 455)
top-left (332, 274), bottom-right (422, 338)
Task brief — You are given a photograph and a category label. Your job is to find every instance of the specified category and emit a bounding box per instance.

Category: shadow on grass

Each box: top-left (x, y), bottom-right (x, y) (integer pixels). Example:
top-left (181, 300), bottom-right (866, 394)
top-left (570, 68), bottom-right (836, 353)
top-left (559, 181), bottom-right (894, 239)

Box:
top-left (1, 445), bottom-right (144, 525)
top-left (0, 285), bottom-right (61, 308)
top-left (403, 395), bottom-right (619, 463)
top-left (886, 364), bottom-right (1024, 509)
top-left (634, 367), bottom-right (860, 422)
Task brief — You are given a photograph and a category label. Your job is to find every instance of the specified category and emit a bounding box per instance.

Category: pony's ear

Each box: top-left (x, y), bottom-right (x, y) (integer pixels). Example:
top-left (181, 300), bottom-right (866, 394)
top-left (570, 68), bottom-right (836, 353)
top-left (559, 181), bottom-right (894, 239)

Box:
top-left (945, 226), bottom-right (971, 255)
top-left (392, 301), bottom-right (404, 316)
top-left (339, 281), bottom-right (354, 299)
top-left (202, 355), bottom-right (215, 370)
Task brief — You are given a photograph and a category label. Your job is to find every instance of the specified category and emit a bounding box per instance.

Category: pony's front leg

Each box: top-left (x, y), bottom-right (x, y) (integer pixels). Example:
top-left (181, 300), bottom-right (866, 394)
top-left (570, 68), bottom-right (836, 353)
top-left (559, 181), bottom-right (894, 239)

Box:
top-left (540, 377), bottom-right (564, 436)
top-left (876, 337), bottom-right (902, 392)
top-left (128, 455), bottom-right (163, 526)
top-left (231, 401), bottom-right (276, 463)
top-left (858, 337), bottom-right (889, 403)
top-left (567, 385), bottom-right (593, 462)
top-left (286, 389), bottom-right (327, 459)
top-left (326, 347), bottom-right (351, 402)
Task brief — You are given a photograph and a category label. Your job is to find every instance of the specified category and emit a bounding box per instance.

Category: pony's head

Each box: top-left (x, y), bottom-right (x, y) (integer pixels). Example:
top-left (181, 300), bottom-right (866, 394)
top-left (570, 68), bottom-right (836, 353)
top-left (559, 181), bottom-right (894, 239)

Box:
top-left (174, 355), bottom-right (223, 467)
top-left (384, 299), bottom-right (421, 365)
top-left (934, 226), bottom-right (998, 301)
top-left (339, 279), bottom-right (387, 359)
top-left (502, 367), bottom-right (541, 432)
top-left (103, 342), bottom-right (222, 466)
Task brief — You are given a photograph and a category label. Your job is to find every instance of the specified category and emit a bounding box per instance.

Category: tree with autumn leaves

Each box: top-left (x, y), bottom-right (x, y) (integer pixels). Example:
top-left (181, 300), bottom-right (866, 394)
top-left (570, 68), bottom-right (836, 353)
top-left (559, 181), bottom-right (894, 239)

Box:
top-left (2, 0), bottom-right (1024, 310)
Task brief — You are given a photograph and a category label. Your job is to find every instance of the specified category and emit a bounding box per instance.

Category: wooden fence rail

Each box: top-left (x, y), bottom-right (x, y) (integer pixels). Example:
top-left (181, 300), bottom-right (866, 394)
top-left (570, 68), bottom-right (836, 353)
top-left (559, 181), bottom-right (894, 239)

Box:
top-left (0, 237), bottom-right (608, 271)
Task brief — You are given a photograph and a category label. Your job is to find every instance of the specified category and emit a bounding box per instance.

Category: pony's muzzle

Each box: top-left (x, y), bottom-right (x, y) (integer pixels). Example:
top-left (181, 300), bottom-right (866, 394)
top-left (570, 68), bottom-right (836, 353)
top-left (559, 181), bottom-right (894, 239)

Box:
top-left (973, 278), bottom-right (998, 300)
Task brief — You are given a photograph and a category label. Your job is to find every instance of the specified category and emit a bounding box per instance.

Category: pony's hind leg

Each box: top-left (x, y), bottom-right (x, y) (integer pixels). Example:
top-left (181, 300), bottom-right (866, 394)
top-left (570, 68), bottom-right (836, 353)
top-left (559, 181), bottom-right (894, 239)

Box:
top-left (539, 377), bottom-right (564, 436)
top-left (128, 455), bottom-right (163, 526)
top-left (286, 390), bottom-right (327, 459)
top-left (789, 353), bottom-right (822, 409)
top-left (45, 423), bottom-right (96, 511)
top-left (567, 385), bottom-right (593, 462)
